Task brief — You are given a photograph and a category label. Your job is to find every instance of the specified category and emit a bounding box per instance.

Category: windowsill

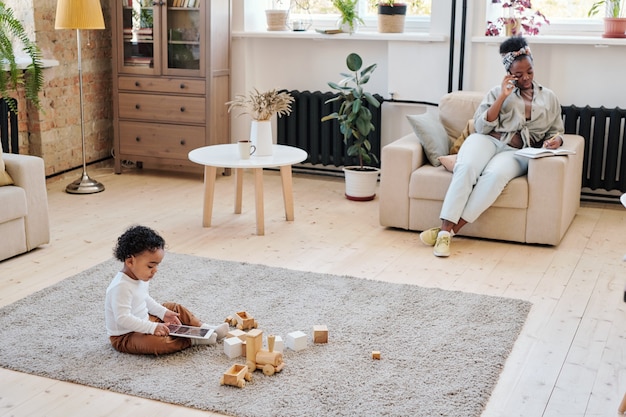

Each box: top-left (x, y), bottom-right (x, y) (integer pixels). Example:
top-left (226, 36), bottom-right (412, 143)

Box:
top-left (232, 30), bottom-right (447, 42)
top-left (14, 57), bottom-right (60, 69)
top-left (473, 35), bottom-right (626, 46)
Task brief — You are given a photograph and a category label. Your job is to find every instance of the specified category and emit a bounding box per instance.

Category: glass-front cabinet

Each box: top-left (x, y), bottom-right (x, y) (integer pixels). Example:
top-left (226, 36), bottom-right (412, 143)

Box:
top-left (117, 0), bottom-right (205, 76)
top-left (111, 0), bottom-right (231, 174)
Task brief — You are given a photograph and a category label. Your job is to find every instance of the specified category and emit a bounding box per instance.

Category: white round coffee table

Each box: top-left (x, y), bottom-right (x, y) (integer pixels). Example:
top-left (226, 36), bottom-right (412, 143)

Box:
top-left (188, 144), bottom-right (308, 235)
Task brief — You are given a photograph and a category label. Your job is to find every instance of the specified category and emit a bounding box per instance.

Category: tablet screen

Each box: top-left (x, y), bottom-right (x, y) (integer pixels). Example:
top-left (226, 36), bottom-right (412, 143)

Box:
top-left (166, 324), bottom-right (211, 339)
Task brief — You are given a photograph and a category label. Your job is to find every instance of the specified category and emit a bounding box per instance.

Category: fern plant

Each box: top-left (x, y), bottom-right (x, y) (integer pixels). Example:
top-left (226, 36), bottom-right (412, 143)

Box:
top-left (332, 0), bottom-right (364, 32)
top-left (0, 1), bottom-right (44, 112)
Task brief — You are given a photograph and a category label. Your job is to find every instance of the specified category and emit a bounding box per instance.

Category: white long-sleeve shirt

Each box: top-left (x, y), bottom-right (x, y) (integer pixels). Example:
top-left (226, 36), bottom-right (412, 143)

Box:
top-left (105, 271), bottom-right (167, 336)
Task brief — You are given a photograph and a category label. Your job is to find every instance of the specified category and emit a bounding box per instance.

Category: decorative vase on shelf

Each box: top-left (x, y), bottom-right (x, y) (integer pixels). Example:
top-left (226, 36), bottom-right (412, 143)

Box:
top-left (250, 120), bottom-right (273, 156)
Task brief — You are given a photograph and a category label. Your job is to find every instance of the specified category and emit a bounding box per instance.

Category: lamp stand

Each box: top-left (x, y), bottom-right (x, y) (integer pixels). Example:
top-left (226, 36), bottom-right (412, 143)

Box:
top-left (66, 29), bottom-right (104, 194)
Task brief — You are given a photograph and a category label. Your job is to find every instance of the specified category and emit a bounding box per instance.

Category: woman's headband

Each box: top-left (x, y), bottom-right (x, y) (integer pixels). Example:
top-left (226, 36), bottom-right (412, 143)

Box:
top-left (501, 45), bottom-right (532, 72)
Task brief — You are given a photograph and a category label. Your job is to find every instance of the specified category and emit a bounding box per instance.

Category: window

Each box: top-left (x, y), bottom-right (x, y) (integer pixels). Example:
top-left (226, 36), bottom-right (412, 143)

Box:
top-left (532, 0), bottom-right (600, 20)
top-left (270, 1), bottom-right (432, 17)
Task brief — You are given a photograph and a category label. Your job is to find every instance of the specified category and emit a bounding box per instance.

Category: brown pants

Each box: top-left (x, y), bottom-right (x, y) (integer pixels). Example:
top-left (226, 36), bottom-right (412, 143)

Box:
top-left (109, 302), bottom-right (202, 355)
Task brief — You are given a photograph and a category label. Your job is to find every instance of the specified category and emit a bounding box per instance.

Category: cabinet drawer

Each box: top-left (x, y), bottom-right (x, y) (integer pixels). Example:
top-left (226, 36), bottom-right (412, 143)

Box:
top-left (119, 93), bottom-right (206, 124)
top-left (118, 76), bottom-right (205, 95)
top-left (119, 121), bottom-right (206, 160)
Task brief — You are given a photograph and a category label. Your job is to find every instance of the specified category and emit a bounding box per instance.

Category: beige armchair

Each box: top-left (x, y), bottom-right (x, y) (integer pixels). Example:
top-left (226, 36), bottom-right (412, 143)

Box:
top-left (0, 153), bottom-right (50, 261)
top-left (379, 91), bottom-right (585, 245)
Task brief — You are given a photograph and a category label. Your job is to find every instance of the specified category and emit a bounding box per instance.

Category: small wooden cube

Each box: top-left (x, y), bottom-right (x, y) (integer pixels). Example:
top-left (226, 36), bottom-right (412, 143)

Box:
top-left (313, 325), bottom-right (328, 344)
top-left (226, 329), bottom-right (247, 340)
top-left (372, 351), bottom-right (381, 360)
top-left (273, 335), bottom-right (284, 353)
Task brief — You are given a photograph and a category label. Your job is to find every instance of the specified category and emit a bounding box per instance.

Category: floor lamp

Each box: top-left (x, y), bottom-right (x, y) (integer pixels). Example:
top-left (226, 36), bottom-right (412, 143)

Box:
top-left (55, 0), bottom-right (105, 194)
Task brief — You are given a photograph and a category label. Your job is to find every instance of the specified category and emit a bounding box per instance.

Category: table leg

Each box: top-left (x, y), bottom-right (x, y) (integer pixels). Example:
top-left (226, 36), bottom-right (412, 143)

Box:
top-left (280, 165), bottom-right (295, 221)
top-left (234, 168), bottom-right (243, 214)
top-left (254, 168), bottom-right (264, 236)
top-left (202, 166), bottom-right (217, 227)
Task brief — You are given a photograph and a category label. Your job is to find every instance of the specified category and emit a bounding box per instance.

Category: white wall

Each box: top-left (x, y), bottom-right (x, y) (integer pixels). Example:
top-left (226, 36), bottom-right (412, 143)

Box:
top-left (230, 0), bottom-right (626, 142)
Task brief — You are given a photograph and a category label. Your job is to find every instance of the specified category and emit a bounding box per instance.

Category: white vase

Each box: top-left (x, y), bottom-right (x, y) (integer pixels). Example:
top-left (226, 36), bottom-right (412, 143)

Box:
top-left (343, 166), bottom-right (380, 201)
top-left (250, 120), bottom-right (273, 156)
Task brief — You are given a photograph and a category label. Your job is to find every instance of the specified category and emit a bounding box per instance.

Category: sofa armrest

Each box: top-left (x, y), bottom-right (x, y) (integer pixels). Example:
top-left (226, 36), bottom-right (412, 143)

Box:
top-left (525, 134), bottom-right (584, 245)
top-left (379, 133), bottom-right (427, 229)
top-left (3, 154), bottom-right (50, 250)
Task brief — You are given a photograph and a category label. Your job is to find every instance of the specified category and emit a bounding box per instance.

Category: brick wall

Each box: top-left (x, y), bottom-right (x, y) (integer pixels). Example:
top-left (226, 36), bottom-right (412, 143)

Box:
top-left (8, 0), bottom-right (113, 177)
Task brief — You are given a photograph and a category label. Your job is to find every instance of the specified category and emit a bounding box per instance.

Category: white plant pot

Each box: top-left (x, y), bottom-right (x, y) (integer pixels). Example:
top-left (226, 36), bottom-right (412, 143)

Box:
top-left (343, 166), bottom-right (380, 201)
top-left (250, 120), bottom-right (273, 156)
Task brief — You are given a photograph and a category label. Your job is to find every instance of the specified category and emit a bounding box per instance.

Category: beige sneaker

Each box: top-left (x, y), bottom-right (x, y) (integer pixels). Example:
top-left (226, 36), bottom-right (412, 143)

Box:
top-left (419, 227), bottom-right (441, 246)
top-left (433, 233), bottom-right (451, 257)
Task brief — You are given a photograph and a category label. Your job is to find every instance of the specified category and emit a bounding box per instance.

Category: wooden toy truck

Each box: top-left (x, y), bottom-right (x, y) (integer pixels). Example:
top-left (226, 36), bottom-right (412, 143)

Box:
top-left (246, 329), bottom-right (284, 376)
top-left (220, 364), bottom-right (252, 388)
top-left (227, 311), bottom-right (258, 330)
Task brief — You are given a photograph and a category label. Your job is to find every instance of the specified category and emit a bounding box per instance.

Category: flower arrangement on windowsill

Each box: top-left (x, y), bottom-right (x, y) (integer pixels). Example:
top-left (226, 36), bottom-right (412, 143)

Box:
top-left (226, 89), bottom-right (294, 121)
top-left (485, 0), bottom-right (550, 36)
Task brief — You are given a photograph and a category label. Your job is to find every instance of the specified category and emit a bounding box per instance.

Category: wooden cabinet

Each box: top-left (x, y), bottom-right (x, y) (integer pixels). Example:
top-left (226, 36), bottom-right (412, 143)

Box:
top-left (111, 0), bottom-right (231, 173)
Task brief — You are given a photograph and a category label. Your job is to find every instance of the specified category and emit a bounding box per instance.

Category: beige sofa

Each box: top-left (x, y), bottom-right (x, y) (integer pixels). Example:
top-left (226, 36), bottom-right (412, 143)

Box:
top-left (379, 91), bottom-right (585, 245)
top-left (0, 153), bottom-right (50, 261)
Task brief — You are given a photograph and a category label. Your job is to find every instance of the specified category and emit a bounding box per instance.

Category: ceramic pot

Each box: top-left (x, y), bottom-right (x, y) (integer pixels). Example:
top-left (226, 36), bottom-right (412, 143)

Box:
top-left (265, 10), bottom-right (289, 31)
top-left (250, 120), bottom-right (273, 156)
top-left (343, 166), bottom-right (380, 201)
top-left (378, 4), bottom-right (407, 33)
top-left (603, 17), bottom-right (626, 38)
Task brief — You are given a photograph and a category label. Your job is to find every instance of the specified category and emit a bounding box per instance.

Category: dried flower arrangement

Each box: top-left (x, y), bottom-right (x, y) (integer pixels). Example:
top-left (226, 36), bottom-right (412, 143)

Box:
top-left (226, 89), bottom-right (295, 121)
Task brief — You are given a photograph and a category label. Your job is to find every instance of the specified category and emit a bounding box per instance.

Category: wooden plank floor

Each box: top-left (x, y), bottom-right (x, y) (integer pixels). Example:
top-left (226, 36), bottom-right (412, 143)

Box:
top-left (1, 162), bottom-right (625, 417)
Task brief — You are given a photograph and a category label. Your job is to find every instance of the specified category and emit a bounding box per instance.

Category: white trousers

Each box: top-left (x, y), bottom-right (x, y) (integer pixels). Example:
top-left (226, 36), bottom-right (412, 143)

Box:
top-left (440, 133), bottom-right (528, 224)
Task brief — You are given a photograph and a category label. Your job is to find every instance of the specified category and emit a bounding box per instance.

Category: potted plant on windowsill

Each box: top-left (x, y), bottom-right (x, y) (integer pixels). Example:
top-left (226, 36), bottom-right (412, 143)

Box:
top-left (0, 1), bottom-right (44, 113)
top-left (588, 0), bottom-right (626, 38)
top-left (485, 0), bottom-right (549, 36)
top-left (322, 52), bottom-right (381, 201)
top-left (376, 1), bottom-right (408, 33)
top-left (265, 0), bottom-right (289, 31)
top-left (332, 0), bottom-right (363, 33)
top-left (226, 89), bottom-right (294, 156)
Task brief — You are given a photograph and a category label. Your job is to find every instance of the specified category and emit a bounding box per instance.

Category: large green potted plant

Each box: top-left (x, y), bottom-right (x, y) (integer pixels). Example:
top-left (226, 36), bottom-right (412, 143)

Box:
top-left (332, 0), bottom-right (363, 33)
top-left (588, 0), bottom-right (626, 37)
top-left (0, 1), bottom-right (43, 113)
top-left (322, 52), bottom-right (381, 201)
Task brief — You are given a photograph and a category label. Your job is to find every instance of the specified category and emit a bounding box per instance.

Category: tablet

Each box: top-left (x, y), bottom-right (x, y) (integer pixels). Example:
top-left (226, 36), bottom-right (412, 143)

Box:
top-left (166, 324), bottom-right (214, 340)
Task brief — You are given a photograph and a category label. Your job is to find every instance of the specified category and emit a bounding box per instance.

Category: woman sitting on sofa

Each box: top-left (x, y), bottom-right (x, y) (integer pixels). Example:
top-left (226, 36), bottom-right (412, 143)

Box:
top-left (420, 36), bottom-right (565, 257)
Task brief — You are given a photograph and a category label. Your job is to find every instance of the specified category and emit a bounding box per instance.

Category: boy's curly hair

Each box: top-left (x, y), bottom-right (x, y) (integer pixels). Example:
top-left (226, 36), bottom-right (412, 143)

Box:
top-left (113, 225), bottom-right (165, 261)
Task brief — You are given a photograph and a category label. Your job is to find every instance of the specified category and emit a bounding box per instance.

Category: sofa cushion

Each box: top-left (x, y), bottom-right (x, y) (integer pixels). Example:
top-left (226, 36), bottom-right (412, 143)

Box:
top-left (438, 154), bottom-right (457, 172)
top-left (0, 143), bottom-right (15, 186)
top-left (0, 186), bottom-right (27, 223)
top-left (406, 112), bottom-right (449, 167)
top-left (408, 165), bottom-right (530, 209)
top-left (439, 91), bottom-right (484, 142)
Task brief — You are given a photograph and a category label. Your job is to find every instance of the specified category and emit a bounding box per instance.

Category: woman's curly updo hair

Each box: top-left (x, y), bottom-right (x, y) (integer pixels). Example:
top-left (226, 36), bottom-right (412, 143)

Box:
top-left (500, 36), bottom-right (532, 72)
top-left (113, 225), bottom-right (165, 262)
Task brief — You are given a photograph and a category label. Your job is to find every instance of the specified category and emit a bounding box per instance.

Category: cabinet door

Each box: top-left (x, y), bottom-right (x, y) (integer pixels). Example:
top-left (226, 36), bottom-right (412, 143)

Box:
top-left (163, 0), bottom-right (205, 77)
top-left (117, 0), bottom-right (162, 75)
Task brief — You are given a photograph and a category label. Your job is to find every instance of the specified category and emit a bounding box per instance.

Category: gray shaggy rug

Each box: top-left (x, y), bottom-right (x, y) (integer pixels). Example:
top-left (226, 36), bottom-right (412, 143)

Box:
top-left (0, 253), bottom-right (531, 417)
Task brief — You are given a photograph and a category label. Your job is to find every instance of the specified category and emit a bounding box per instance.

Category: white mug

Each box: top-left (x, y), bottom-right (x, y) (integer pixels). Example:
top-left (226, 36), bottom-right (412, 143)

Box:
top-left (238, 140), bottom-right (256, 160)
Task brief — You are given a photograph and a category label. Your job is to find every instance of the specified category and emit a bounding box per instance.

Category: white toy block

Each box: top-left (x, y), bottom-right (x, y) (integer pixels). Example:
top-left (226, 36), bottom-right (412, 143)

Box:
top-left (224, 336), bottom-right (243, 359)
top-left (272, 335), bottom-right (284, 353)
top-left (286, 330), bottom-right (307, 352)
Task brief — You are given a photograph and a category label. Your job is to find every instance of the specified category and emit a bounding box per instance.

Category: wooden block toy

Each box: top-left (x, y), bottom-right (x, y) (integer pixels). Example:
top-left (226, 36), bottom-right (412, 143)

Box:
top-left (372, 351), bottom-right (381, 360)
top-left (286, 330), bottom-right (307, 351)
top-left (220, 364), bottom-right (252, 388)
top-left (235, 311), bottom-right (258, 330)
top-left (313, 325), bottom-right (328, 343)
top-left (226, 329), bottom-right (247, 340)
top-left (245, 329), bottom-right (285, 376)
top-left (224, 336), bottom-right (243, 359)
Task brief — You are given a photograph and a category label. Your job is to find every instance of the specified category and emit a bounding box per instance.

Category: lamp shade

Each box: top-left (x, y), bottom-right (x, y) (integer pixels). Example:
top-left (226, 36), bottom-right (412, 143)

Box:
top-left (55, 0), bottom-right (105, 30)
